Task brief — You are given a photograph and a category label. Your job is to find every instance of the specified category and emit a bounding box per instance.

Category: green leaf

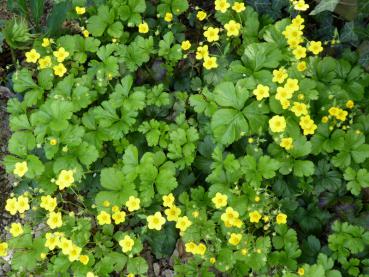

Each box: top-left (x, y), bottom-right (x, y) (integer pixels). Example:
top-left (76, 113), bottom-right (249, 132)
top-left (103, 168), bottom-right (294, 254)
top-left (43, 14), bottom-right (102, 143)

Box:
top-left (158, 0), bottom-right (189, 16)
top-left (241, 155), bottom-right (280, 187)
top-left (118, 36), bottom-right (154, 71)
top-left (242, 101), bottom-right (269, 133)
top-left (30, 0), bottom-right (44, 27)
top-left (344, 167), bottom-right (369, 195)
top-left (87, 5), bottom-right (115, 37)
top-left (158, 32), bottom-right (182, 62)
top-left (213, 81), bottom-right (249, 110)
top-left (126, 257), bottom-right (148, 275)
top-left (101, 167), bottom-right (125, 190)
top-left (293, 160), bottom-right (315, 177)
top-left (242, 42), bottom-right (282, 72)
top-left (8, 131), bottom-right (36, 156)
top-left (211, 108), bottom-right (248, 145)
top-left (310, 0), bottom-right (340, 15)
top-left (37, 69), bottom-right (54, 90)
top-left (13, 68), bottom-right (38, 92)
top-left (77, 142), bottom-right (99, 166)
top-left (147, 223), bottom-right (178, 258)
top-left (27, 154), bottom-right (45, 178)
top-left (118, 0), bottom-right (146, 25)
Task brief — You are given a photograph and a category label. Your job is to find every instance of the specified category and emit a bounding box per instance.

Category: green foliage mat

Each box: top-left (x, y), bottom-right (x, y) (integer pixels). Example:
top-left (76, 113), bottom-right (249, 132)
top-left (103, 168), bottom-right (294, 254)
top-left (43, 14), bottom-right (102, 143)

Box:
top-left (2, 0), bottom-right (369, 276)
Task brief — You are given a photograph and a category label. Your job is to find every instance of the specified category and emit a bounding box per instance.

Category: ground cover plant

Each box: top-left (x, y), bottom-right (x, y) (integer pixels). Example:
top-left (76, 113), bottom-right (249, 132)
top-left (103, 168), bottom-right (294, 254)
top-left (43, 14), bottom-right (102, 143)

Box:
top-left (1, 0), bottom-right (369, 276)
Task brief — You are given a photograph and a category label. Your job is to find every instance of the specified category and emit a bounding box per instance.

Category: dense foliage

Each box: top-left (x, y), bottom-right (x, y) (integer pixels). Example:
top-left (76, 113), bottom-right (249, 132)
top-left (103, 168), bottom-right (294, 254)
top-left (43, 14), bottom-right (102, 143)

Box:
top-left (1, 0), bottom-right (369, 276)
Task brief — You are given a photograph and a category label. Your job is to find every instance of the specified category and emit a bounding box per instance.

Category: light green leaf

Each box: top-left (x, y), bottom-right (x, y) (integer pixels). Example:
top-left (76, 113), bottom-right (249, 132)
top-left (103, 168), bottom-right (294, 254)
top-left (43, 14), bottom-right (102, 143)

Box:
top-left (211, 108), bottom-right (248, 145)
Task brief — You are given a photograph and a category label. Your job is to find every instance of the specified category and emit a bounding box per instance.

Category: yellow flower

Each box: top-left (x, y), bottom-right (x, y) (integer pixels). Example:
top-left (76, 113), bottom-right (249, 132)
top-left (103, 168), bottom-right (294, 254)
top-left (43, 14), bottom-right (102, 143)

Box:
top-left (321, 116), bottom-right (329, 123)
top-left (53, 47), bottom-right (69, 63)
top-left (45, 232), bottom-right (60, 250)
top-left (5, 197), bottom-right (18, 215)
top-left (147, 212), bottom-right (166, 230)
top-left (283, 25), bottom-right (303, 40)
top-left (47, 211), bottom-right (63, 229)
top-left (328, 107), bottom-right (339, 117)
top-left (165, 205), bottom-right (181, 221)
top-left (336, 109), bottom-right (348, 121)
top-left (103, 200), bottom-right (110, 207)
top-left (194, 243), bottom-right (207, 255)
top-left (249, 210), bottom-right (262, 223)
top-left (296, 61), bottom-right (307, 72)
top-left (297, 267), bottom-right (305, 276)
top-left (0, 242), bottom-right (8, 257)
top-left (253, 84), bottom-right (270, 101)
top-left (9, 222), bottom-right (24, 237)
top-left (196, 45), bottom-right (209, 60)
top-left (232, 2), bottom-right (246, 12)
top-left (299, 115), bottom-right (317, 135)
top-left (111, 205), bottom-right (120, 213)
top-left (79, 255), bottom-right (89, 265)
top-left (272, 68), bottom-right (288, 84)
top-left (55, 169), bottom-right (74, 190)
top-left (224, 20), bottom-right (241, 37)
top-left (68, 245), bottom-right (82, 262)
top-left (86, 272), bottom-right (97, 277)
top-left (50, 138), bottom-right (58, 145)
top-left (203, 56), bottom-right (218, 70)
top-left (181, 40), bottom-right (191, 51)
top-left (196, 11), bottom-right (207, 21)
top-left (59, 237), bottom-right (73, 255)
top-left (164, 12), bottom-right (173, 22)
top-left (42, 38), bottom-right (53, 47)
top-left (17, 195), bottom-right (30, 213)
top-left (209, 257), bottom-right (216, 264)
top-left (138, 22), bottom-right (149, 34)
top-left (275, 87), bottom-right (293, 101)
top-left (215, 0), bottom-right (230, 13)
top-left (53, 63), bottom-right (67, 77)
top-left (112, 211), bottom-right (126, 224)
top-left (125, 196), bottom-right (140, 212)
top-left (346, 100), bottom-right (354, 109)
top-left (287, 37), bottom-right (303, 49)
top-left (13, 161), bottom-right (28, 177)
top-left (176, 216), bottom-right (192, 232)
top-left (162, 193), bottom-right (175, 207)
top-left (294, 0), bottom-right (309, 11)
top-left (25, 49), bottom-right (41, 63)
top-left (269, 115), bottom-right (286, 133)
top-left (97, 211), bottom-right (111, 225)
top-left (228, 233), bottom-right (242, 245)
top-left (119, 235), bottom-right (135, 253)
top-left (75, 6), bottom-right (86, 15)
top-left (204, 27), bottom-right (220, 42)
top-left (211, 192), bottom-right (228, 209)
top-left (220, 207), bottom-right (239, 226)
top-left (293, 45), bottom-right (307, 60)
top-left (291, 102), bottom-right (308, 117)
top-left (185, 242), bottom-right (197, 253)
top-left (292, 15), bottom-right (304, 27)
top-left (276, 212), bottom-right (287, 224)
top-left (127, 274), bottom-right (135, 277)
top-left (280, 137), bottom-right (293, 150)
top-left (284, 78), bottom-right (299, 93)
top-left (83, 30), bottom-right (90, 38)
top-left (308, 41), bottom-right (323, 55)
top-left (40, 195), bottom-right (58, 212)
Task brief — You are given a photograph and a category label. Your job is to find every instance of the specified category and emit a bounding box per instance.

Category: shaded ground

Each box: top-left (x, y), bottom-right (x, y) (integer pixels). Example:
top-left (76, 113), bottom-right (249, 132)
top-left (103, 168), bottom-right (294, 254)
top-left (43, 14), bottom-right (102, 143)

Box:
top-left (0, 1), bottom-right (13, 234)
top-left (0, 87), bottom-right (12, 233)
